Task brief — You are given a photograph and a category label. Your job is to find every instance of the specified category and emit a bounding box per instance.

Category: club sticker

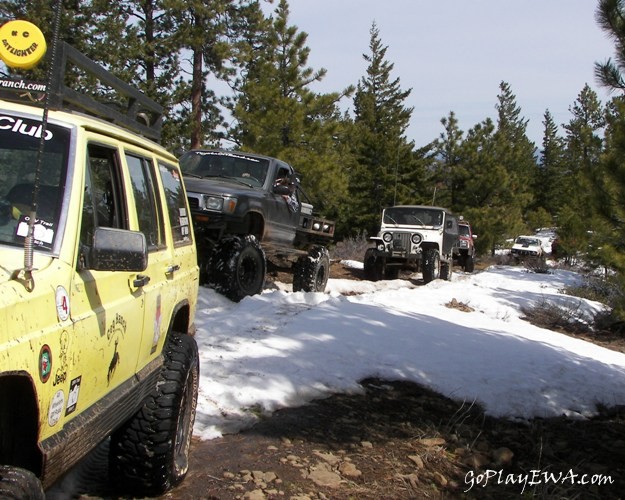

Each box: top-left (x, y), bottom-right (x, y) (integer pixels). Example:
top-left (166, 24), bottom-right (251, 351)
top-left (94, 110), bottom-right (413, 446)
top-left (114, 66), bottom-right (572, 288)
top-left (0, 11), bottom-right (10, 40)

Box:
top-left (55, 286), bottom-right (69, 321)
top-left (65, 376), bottom-right (81, 416)
top-left (0, 20), bottom-right (47, 70)
top-left (39, 344), bottom-right (52, 383)
top-left (48, 389), bottom-right (65, 427)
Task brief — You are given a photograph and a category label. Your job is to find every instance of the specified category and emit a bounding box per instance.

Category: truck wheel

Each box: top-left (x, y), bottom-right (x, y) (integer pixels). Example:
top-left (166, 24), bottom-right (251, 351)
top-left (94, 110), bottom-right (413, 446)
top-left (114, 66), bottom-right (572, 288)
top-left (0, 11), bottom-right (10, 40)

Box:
top-left (440, 261), bottom-right (453, 281)
top-left (0, 466), bottom-right (44, 500)
top-left (465, 255), bottom-right (475, 273)
top-left (363, 248), bottom-right (384, 281)
top-left (293, 246), bottom-right (330, 293)
top-left (422, 249), bottom-right (440, 284)
top-left (109, 332), bottom-right (199, 497)
top-left (209, 235), bottom-right (266, 302)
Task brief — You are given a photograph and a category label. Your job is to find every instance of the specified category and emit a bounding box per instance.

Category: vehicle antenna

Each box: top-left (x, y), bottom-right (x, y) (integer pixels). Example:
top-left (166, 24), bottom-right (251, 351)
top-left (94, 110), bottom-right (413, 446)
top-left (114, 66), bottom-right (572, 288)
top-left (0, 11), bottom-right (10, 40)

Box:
top-left (23, 0), bottom-right (63, 290)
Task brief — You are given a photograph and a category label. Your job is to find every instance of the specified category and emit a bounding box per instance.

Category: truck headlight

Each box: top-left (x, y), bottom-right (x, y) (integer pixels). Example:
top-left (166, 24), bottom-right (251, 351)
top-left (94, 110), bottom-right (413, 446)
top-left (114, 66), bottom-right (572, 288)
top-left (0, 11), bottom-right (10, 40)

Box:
top-left (382, 232), bottom-right (393, 242)
top-left (411, 233), bottom-right (422, 244)
top-left (204, 195), bottom-right (237, 214)
top-left (205, 196), bottom-right (223, 211)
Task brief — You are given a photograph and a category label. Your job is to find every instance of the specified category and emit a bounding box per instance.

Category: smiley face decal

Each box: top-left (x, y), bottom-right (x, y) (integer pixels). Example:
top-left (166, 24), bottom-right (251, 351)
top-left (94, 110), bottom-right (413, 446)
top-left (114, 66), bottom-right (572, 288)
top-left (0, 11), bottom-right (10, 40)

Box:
top-left (0, 20), bottom-right (47, 69)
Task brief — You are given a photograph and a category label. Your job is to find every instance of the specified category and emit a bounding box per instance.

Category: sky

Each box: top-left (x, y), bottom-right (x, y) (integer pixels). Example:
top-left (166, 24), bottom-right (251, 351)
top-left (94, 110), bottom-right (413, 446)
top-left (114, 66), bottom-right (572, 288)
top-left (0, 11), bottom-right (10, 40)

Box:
top-left (191, 258), bottom-right (625, 441)
top-left (267, 0), bottom-right (617, 148)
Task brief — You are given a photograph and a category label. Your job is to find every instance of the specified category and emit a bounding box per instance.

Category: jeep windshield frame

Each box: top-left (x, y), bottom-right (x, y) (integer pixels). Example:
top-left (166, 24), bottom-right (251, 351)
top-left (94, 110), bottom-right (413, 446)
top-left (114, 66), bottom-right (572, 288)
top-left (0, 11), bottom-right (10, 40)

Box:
top-left (0, 111), bottom-right (70, 252)
top-left (383, 206), bottom-right (444, 228)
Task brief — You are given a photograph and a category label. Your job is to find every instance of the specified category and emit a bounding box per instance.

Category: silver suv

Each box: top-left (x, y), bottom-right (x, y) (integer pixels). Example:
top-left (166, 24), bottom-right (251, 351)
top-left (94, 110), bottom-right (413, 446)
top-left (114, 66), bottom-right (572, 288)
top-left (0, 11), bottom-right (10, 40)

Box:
top-left (364, 205), bottom-right (459, 283)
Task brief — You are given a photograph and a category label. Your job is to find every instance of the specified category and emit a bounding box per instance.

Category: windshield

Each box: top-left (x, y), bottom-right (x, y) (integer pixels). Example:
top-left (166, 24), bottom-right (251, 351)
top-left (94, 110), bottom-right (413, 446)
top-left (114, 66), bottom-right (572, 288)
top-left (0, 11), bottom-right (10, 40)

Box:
top-left (383, 207), bottom-right (444, 227)
top-left (459, 224), bottom-right (471, 237)
top-left (179, 150), bottom-right (269, 188)
top-left (515, 237), bottom-right (540, 246)
top-left (0, 113), bottom-right (70, 251)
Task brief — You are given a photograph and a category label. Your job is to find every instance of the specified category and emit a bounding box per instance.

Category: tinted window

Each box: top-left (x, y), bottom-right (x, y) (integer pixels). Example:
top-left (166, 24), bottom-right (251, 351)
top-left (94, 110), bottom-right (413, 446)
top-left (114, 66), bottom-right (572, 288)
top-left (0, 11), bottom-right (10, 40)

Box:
top-left (126, 154), bottom-right (164, 250)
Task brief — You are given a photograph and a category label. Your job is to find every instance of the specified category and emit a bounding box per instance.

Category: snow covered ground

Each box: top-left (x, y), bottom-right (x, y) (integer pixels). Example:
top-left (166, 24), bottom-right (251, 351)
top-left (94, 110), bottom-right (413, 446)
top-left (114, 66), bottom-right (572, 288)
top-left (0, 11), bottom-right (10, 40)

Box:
top-left (192, 263), bottom-right (625, 441)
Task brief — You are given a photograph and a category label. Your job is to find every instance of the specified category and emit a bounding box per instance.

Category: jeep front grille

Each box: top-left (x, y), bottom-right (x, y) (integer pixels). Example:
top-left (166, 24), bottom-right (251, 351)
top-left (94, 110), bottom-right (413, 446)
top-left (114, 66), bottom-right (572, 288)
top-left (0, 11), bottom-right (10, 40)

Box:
top-left (390, 233), bottom-right (412, 255)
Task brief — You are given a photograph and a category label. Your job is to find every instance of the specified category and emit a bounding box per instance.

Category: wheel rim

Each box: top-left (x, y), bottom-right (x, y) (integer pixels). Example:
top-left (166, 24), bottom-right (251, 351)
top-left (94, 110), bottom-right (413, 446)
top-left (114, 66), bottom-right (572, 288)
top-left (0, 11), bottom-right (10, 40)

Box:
top-left (173, 363), bottom-right (198, 475)
top-left (315, 264), bottom-right (327, 290)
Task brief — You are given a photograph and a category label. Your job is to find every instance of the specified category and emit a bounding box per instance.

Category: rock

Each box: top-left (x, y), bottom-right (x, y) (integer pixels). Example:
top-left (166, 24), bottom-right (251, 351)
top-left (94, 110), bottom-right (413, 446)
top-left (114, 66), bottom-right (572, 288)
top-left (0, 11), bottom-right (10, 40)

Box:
top-left (492, 447), bottom-right (514, 466)
top-left (408, 454), bottom-right (424, 468)
top-left (313, 451), bottom-right (340, 465)
top-left (432, 471), bottom-right (448, 487)
top-left (338, 461), bottom-right (362, 477)
top-left (417, 437), bottom-right (446, 447)
top-left (460, 452), bottom-right (490, 468)
top-left (361, 441), bottom-right (374, 448)
top-left (242, 489), bottom-right (265, 500)
top-left (307, 466), bottom-right (342, 488)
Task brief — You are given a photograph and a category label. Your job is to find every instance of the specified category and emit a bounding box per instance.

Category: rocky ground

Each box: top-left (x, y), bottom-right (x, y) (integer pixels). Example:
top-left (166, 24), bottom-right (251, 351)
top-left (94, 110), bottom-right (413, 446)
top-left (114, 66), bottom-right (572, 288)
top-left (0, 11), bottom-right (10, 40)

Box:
top-left (62, 262), bottom-right (625, 500)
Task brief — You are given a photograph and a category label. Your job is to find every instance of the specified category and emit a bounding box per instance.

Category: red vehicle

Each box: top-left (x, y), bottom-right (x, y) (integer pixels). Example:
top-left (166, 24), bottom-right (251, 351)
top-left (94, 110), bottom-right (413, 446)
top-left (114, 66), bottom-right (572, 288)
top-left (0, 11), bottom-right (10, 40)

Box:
top-left (454, 219), bottom-right (477, 272)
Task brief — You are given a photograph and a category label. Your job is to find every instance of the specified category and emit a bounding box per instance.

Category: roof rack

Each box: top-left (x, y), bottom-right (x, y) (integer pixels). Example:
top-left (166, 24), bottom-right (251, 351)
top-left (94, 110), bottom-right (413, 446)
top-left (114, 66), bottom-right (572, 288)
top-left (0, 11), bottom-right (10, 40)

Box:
top-left (0, 41), bottom-right (163, 142)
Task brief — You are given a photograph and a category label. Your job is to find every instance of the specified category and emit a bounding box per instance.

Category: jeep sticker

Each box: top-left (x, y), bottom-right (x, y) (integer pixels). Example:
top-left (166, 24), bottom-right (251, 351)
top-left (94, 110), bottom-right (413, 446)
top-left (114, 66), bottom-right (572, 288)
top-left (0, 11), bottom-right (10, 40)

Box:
top-left (48, 390), bottom-right (65, 427)
top-left (65, 376), bottom-right (81, 416)
top-left (39, 344), bottom-right (52, 383)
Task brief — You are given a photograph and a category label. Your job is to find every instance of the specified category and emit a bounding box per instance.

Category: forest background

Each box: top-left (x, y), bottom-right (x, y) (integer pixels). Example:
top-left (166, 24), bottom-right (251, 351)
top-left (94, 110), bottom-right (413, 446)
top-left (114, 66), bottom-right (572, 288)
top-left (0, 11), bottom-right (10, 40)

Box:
top-left (3, 0), bottom-right (625, 320)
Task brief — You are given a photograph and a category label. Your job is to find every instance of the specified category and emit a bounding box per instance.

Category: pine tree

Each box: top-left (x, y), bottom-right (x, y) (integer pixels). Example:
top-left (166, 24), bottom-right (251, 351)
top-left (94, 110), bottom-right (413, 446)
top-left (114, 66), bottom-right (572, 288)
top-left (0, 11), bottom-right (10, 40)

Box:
top-left (227, 0), bottom-right (353, 231)
top-left (432, 111), bottom-right (465, 211)
top-left (534, 110), bottom-right (568, 218)
top-left (595, 0), bottom-right (625, 92)
top-left (559, 84), bottom-right (606, 263)
top-left (493, 81), bottom-right (537, 218)
top-left (349, 22), bottom-right (422, 235)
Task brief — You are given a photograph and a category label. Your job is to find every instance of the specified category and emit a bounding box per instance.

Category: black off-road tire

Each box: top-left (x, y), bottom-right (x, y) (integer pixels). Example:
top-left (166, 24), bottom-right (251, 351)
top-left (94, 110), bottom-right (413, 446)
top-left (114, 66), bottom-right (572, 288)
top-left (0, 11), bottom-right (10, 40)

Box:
top-left (0, 466), bottom-right (44, 500)
top-left (422, 248), bottom-right (440, 284)
top-left (208, 235), bottom-right (266, 302)
top-left (440, 261), bottom-right (452, 281)
top-left (109, 332), bottom-right (199, 497)
top-left (465, 254), bottom-right (475, 273)
top-left (384, 267), bottom-right (400, 280)
top-left (363, 248), bottom-right (385, 282)
top-left (293, 246), bottom-right (330, 293)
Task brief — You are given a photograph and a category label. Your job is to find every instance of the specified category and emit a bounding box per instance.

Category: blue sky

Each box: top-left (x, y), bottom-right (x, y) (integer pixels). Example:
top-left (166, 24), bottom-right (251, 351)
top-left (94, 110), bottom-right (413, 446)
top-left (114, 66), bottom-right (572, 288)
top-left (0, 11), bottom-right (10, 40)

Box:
top-left (275, 0), bottom-right (616, 148)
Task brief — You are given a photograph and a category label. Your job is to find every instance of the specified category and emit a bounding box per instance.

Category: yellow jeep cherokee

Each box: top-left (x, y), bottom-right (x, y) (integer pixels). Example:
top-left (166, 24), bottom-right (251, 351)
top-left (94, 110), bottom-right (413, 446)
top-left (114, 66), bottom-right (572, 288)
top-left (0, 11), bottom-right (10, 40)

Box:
top-left (0, 41), bottom-right (199, 497)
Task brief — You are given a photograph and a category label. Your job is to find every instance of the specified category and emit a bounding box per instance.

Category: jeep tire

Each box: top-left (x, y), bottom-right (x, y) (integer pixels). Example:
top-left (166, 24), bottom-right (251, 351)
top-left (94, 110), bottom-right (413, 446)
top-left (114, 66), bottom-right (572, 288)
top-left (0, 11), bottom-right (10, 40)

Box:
top-left (440, 261), bottom-right (452, 281)
top-left (363, 248), bottom-right (385, 281)
top-left (293, 246), bottom-right (330, 293)
top-left (464, 254), bottom-right (475, 273)
top-left (0, 466), bottom-right (44, 500)
top-left (208, 235), bottom-right (266, 302)
top-left (422, 248), bottom-right (440, 284)
top-left (109, 332), bottom-right (199, 496)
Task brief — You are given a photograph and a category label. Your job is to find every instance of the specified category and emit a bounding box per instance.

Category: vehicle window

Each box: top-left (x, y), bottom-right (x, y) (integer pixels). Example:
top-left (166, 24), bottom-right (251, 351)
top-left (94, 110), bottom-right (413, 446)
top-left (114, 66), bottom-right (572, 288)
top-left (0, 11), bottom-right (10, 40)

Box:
top-left (0, 115), bottom-right (69, 250)
top-left (126, 153), bottom-right (164, 251)
top-left (78, 144), bottom-right (127, 268)
top-left (180, 151), bottom-right (269, 187)
top-left (158, 161), bottom-right (192, 246)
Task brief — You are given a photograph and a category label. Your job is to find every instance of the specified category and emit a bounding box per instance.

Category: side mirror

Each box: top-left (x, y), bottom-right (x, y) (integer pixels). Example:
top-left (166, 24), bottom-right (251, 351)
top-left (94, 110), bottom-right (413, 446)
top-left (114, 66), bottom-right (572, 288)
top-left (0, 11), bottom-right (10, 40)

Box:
top-left (90, 227), bottom-right (148, 272)
top-left (473, 234), bottom-right (478, 239)
top-left (273, 184), bottom-right (292, 196)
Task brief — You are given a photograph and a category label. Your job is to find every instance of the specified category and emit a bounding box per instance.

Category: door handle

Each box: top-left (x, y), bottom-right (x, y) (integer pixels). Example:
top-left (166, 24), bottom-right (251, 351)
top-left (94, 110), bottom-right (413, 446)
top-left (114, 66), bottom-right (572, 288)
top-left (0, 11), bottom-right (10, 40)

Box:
top-left (133, 274), bottom-right (151, 287)
top-left (166, 264), bottom-right (180, 274)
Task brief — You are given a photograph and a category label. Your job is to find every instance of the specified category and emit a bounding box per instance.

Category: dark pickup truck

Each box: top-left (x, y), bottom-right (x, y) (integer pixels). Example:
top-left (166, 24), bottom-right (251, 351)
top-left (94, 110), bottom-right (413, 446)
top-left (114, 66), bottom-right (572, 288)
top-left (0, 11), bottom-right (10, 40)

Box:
top-left (180, 149), bottom-right (335, 301)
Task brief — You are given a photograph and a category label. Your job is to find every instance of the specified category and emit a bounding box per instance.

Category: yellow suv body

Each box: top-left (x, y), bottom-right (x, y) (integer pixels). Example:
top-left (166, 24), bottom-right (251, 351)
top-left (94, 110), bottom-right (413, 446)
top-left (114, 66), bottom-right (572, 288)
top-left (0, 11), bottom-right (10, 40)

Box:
top-left (0, 42), bottom-right (199, 497)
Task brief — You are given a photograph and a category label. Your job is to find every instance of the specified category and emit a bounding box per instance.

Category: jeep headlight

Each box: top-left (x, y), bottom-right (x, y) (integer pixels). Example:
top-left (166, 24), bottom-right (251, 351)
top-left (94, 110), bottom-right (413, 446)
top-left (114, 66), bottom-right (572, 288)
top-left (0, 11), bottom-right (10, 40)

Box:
top-left (382, 232), bottom-right (393, 243)
top-left (411, 233), bottom-right (422, 244)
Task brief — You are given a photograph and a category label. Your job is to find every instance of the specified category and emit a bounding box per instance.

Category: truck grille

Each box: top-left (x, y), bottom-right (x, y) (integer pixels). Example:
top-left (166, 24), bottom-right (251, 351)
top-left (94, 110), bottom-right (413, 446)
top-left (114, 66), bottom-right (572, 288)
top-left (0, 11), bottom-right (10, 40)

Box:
top-left (390, 233), bottom-right (413, 255)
